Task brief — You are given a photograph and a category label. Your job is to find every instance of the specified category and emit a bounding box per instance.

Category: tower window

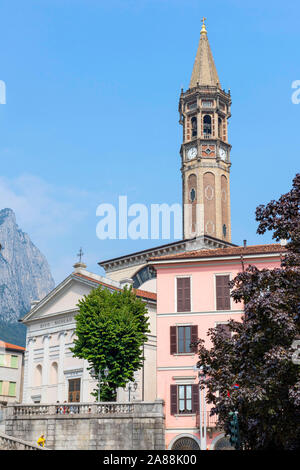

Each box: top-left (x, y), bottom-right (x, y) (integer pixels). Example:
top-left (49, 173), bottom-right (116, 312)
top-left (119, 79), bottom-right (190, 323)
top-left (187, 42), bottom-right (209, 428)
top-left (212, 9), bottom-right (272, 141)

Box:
top-left (203, 115), bottom-right (212, 136)
top-left (191, 117), bottom-right (197, 137)
top-left (187, 101), bottom-right (197, 110)
top-left (190, 188), bottom-right (196, 202)
top-left (202, 100), bottom-right (213, 108)
top-left (218, 117), bottom-right (223, 139)
top-left (223, 224), bottom-right (227, 237)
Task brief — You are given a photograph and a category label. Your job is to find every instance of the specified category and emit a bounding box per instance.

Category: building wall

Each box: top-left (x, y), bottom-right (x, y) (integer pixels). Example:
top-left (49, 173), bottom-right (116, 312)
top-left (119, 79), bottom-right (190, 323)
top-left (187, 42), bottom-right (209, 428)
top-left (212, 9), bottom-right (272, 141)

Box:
top-left (0, 349), bottom-right (24, 404)
top-left (155, 255), bottom-right (282, 449)
top-left (23, 277), bottom-right (157, 405)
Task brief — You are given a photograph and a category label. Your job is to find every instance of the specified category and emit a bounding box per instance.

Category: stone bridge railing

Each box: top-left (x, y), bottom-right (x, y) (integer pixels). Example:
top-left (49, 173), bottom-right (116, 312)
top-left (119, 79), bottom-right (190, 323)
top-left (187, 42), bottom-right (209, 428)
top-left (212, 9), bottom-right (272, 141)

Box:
top-left (0, 430), bottom-right (48, 450)
top-left (5, 401), bottom-right (162, 418)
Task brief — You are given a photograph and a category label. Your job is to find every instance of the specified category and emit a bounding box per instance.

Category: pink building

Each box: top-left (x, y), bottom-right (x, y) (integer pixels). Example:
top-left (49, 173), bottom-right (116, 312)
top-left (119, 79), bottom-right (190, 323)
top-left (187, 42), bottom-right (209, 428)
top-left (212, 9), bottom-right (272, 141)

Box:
top-left (150, 243), bottom-right (286, 450)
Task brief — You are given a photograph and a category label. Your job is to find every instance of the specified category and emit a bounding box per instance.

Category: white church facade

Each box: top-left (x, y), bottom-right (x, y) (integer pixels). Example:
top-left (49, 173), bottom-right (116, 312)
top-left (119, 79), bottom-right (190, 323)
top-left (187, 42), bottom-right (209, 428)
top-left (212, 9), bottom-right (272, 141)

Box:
top-left (21, 262), bottom-right (157, 404)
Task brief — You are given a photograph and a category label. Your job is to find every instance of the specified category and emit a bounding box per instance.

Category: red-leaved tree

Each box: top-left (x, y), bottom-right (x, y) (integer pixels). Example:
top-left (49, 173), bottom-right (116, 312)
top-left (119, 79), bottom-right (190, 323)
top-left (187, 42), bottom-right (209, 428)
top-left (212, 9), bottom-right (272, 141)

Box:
top-left (196, 174), bottom-right (300, 450)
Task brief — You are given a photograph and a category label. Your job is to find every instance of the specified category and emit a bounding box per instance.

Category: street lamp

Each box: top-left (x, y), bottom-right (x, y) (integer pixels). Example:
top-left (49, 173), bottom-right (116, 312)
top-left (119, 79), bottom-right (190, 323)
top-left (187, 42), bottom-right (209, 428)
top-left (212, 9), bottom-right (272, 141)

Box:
top-left (97, 367), bottom-right (109, 402)
top-left (194, 365), bottom-right (207, 450)
top-left (127, 382), bottom-right (138, 402)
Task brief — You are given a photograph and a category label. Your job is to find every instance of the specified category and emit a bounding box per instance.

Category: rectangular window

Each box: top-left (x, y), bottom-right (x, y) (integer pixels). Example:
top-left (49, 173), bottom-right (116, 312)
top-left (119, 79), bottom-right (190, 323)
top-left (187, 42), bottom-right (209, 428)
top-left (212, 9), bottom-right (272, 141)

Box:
top-left (10, 355), bottom-right (18, 369)
top-left (216, 275), bottom-right (231, 310)
top-left (202, 100), bottom-right (213, 108)
top-left (177, 277), bottom-right (191, 312)
top-left (170, 325), bottom-right (198, 355)
top-left (178, 326), bottom-right (191, 353)
top-left (178, 385), bottom-right (192, 413)
top-left (170, 384), bottom-right (199, 415)
top-left (8, 382), bottom-right (16, 397)
top-left (216, 322), bottom-right (231, 338)
top-left (68, 378), bottom-right (81, 402)
top-left (187, 101), bottom-right (197, 110)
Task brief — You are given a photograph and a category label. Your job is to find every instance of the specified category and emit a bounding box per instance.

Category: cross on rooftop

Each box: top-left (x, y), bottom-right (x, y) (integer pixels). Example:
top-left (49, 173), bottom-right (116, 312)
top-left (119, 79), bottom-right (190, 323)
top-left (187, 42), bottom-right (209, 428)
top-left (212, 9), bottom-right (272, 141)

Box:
top-left (77, 247), bottom-right (84, 263)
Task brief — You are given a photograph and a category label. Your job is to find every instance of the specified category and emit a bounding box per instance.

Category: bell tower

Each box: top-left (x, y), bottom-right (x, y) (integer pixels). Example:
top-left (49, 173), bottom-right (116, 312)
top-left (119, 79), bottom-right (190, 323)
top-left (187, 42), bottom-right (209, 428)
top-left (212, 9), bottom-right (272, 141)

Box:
top-left (179, 19), bottom-right (232, 242)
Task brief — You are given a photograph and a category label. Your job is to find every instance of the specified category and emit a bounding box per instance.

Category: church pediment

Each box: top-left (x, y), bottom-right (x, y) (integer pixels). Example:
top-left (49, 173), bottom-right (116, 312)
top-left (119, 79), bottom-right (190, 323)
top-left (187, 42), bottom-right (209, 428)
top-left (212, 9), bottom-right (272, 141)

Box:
top-left (21, 275), bottom-right (96, 323)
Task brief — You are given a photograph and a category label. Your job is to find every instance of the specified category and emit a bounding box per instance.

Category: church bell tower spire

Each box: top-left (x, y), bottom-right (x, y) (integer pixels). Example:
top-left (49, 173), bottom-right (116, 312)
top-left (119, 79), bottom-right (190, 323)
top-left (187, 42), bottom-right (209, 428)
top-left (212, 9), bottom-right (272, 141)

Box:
top-left (179, 20), bottom-right (232, 243)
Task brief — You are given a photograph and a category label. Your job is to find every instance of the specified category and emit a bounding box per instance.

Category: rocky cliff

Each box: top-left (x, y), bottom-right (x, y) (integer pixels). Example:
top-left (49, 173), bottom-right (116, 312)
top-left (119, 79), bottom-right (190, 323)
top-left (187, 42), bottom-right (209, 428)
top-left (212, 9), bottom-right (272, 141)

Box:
top-left (0, 208), bottom-right (55, 345)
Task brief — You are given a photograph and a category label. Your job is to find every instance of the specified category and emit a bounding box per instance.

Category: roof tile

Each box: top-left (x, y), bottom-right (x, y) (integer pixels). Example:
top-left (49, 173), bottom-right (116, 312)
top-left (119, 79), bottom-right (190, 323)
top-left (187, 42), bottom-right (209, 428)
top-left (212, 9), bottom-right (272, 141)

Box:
top-left (149, 243), bottom-right (286, 262)
top-left (73, 273), bottom-right (157, 301)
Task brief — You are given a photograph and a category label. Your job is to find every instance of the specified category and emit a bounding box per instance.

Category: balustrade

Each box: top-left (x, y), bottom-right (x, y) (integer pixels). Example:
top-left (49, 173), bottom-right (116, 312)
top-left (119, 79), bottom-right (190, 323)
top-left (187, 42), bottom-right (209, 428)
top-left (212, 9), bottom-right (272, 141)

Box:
top-left (10, 402), bottom-right (143, 417)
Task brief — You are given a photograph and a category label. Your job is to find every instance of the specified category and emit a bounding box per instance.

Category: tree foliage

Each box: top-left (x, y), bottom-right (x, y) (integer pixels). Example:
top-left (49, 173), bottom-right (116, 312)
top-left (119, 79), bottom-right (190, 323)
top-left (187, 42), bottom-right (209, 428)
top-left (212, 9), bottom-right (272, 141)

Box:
top-left (71, 286), bottom-right (150, 401)
top-left (197, 174), bottom-right (300, 450)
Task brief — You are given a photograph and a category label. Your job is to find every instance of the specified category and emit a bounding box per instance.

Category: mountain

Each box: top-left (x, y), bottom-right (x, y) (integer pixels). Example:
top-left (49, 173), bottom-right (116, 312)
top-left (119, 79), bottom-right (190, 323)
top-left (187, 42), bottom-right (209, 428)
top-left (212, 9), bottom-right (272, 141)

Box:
top-left (0, 208), bottom-right (55, 346)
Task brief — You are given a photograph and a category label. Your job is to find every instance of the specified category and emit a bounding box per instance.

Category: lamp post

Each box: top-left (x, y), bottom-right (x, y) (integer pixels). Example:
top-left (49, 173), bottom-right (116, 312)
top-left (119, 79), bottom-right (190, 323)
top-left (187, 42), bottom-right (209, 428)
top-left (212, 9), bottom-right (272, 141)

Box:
top-left (97, 367), bottom-right (109, 402)
top-left (194, 365), bottom-right (207, 450)
top-left (127, 382), bottom-right (138, 402)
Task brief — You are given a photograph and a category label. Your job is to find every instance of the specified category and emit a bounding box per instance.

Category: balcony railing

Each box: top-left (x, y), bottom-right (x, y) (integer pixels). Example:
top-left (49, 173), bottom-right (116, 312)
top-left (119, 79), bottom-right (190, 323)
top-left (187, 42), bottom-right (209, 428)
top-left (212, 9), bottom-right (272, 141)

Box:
top-left (196, 411), bottom-right (218, 428)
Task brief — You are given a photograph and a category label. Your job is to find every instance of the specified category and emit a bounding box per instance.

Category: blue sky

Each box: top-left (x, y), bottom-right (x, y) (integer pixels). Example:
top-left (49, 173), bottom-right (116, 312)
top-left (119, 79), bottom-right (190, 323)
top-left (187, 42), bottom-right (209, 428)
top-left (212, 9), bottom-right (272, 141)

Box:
top-left (0, 0), bottom-right (299, 284)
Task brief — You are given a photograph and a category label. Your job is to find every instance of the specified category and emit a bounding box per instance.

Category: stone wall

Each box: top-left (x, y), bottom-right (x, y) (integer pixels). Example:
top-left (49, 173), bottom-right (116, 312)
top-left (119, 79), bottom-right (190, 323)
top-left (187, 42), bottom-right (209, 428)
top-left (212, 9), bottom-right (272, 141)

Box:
top-left (3, 401), bottom-right (165, 450)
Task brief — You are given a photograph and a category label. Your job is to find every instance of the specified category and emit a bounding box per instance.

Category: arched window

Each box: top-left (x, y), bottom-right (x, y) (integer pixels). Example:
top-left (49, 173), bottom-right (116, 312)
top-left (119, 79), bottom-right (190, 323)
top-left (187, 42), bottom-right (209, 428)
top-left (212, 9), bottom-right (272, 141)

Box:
top-left (34, 364), bottom-right (42, 387)
top-left (50, 362), bottom-right (58, 385)
top-left (191, 117), bottom-right (197, 137)
top-left (171, 436), bottom-right (200, 450)
top-left (132, 265), bottom-right (156, 289)
top-left (213, 436), bottom-right (234, 450)
top-left (203, 115), bottom-right (212, 136)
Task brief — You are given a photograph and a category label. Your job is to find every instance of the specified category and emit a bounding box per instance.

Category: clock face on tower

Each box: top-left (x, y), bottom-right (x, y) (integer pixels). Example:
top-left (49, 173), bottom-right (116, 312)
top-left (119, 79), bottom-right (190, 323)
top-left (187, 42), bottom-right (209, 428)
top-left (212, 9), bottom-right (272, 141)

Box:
top-left (219, 147), bottom-right (227, 161)
top-left (187, 147), bottom-right (197, 160)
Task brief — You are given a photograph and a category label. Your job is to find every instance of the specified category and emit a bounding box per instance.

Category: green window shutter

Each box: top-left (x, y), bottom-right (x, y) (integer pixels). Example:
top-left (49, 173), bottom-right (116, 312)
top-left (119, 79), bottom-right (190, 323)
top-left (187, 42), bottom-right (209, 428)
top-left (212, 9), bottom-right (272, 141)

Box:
top-left (0, 381), bottom-right (3, 394)
top-left (0, 354), bottom-right (4, 366)
top-left (10, 355), bottom-right (18, 368)
top-left (8, 382), bottom-right (16, 397)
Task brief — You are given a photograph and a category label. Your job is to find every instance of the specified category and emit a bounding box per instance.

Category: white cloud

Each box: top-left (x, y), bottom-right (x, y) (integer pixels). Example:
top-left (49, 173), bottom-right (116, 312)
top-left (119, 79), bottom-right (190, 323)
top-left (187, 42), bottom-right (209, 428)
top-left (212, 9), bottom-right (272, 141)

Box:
top-left (0, 173), bottom-right (90, 246)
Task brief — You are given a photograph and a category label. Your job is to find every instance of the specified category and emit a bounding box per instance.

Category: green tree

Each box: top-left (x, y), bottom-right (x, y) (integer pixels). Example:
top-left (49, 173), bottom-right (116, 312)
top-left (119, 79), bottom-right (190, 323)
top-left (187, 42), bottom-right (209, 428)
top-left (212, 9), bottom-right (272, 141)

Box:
top-left (196, 173), bottom-right (300, 450)
top-left (71, 286), bottom-right (150, 401)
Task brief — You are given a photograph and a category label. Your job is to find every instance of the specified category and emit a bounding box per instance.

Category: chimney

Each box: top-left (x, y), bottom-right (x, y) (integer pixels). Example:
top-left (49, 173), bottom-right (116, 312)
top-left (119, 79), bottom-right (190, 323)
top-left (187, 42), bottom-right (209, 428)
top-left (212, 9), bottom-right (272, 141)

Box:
top-left (243, 240), bottom-right (247, 247)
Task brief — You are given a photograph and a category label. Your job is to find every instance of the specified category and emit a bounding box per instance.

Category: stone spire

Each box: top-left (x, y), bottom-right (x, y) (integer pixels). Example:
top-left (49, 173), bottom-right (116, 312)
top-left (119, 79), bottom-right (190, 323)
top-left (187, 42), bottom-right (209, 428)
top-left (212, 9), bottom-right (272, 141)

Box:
top-left (189, 19), bottom-right (221, 88)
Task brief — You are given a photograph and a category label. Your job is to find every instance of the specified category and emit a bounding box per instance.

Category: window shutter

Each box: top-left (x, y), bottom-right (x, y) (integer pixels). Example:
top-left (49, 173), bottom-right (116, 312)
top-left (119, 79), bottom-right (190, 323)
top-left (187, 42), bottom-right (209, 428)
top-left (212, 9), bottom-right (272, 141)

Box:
top-left (170, 326), bottom-right (177, 355)
top-left (177, 278), bottom-right (184, 312)
top-left (192, 384), bottom-right (199, 413)
top-left (177, 277), bottom-right (191, 312)
top-left (170, 385), bottom-right (178, 415)
top-left (216, 275), bottom-right (230, 310)
top-left (10, 355), bottom-right (18, 369)
top-left (8, 382), bottom-right (16, 397)
top-left (190, 325), bottom-right (198, 352)
top-left (0, 381), bottom-right (2, 395)
top-left (183, 278), bottom-right (191, 312)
